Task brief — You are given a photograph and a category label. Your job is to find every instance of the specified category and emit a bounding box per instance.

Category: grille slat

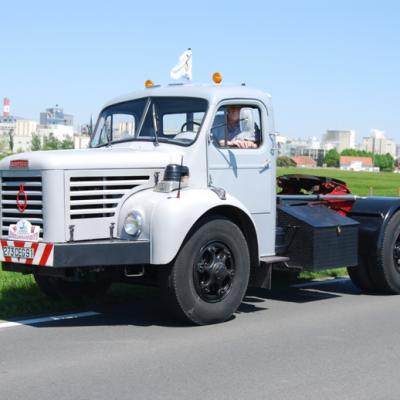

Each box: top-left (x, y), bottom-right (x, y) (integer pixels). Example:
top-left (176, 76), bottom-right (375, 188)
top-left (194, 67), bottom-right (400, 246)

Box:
top-left (69, 175), bottom-right (150, 220)
top-left (70, 179), bottom-right (148, 187)
top-left (2, 209), bottom-right (43, 215)
top-left (2, 216), bottom-right (43, 223)
top-left (70, 208), bottom-right (117, 215)
top-left (1, 199), bottom-right (43, 206)
top-left (70, 189), bottom-right (132, 196)
top-left (1, 181), bottom-right (42, 187)
top-left (1, 190), bottom-right (42, 196)
top-left (1, 175), bottom-right (43, 238)
top-left (70, 199), bottom-right (121, 206)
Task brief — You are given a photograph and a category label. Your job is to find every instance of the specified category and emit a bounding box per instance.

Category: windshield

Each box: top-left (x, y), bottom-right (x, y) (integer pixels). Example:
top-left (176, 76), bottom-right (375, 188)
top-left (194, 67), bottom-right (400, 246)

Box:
top-left (90, 97), bottom-right (208, 147)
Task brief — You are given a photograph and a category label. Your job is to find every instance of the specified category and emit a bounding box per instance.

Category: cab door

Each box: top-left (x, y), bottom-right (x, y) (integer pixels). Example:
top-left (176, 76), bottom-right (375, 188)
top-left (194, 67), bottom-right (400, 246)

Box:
top-left (207, 100), bottom-right (276, 255)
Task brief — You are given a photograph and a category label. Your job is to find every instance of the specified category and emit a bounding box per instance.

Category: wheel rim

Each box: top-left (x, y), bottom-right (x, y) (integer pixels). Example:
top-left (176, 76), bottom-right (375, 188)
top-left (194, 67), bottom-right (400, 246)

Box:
top-left (193, 241), bottom-right (236, 303)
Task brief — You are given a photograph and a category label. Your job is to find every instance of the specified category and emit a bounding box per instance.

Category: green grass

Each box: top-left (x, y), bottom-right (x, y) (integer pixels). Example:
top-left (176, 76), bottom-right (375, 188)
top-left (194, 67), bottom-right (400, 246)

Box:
top-left (0, 269), bottom-right (157, 320)
top-left (298, 268), bottom-right (348, 280)
top-left (278, 167), bottom-right (400, 197)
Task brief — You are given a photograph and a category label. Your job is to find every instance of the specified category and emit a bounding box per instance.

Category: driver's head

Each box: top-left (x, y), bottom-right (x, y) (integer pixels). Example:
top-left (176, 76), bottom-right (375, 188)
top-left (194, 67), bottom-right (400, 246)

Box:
top-left (227, 106), bottom-right (241, 125)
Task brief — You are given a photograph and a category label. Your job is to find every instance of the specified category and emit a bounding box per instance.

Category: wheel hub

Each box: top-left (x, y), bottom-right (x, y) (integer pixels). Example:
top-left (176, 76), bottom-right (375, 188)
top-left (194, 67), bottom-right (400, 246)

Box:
top-left (213, 262), bottom-right (228, 280)
top-left (194, 241), bottom-right (235, 303)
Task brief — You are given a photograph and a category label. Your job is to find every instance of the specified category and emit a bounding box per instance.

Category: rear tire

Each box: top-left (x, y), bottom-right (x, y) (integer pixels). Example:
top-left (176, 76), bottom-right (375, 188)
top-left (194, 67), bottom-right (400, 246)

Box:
top-left (351, 211), bottom-right (400, 294)
top-left (372, 211), bottom-right (400, 294)
top-left (347, 256), bottom-right (377, 294)
top-left (34, 274), bottom-right (111, 301)
top-left (161, 217), bottom-right (250, 325)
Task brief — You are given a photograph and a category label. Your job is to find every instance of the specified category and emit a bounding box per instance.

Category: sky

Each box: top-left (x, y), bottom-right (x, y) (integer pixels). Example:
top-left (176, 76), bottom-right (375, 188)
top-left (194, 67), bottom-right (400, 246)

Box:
top-left (1, 0), bottom-right (399, 143)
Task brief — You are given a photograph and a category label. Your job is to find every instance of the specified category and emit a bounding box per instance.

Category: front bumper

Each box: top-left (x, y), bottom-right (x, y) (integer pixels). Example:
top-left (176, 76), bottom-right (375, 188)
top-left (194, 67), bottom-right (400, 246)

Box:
top-left (0, 239), bottom-right (150, 268)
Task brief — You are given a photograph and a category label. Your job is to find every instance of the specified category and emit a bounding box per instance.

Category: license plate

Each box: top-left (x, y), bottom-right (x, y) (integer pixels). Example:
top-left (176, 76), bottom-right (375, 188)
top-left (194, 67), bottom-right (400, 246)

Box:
top-left (3, 246), bottom-right (34, 259)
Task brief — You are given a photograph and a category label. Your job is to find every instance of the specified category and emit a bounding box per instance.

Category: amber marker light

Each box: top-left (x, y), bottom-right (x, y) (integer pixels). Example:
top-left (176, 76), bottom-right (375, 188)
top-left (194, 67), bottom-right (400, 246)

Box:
top-left (212, 72), bottom-right (223, 84)
top-left (145, 79), bottom-right (154, 88)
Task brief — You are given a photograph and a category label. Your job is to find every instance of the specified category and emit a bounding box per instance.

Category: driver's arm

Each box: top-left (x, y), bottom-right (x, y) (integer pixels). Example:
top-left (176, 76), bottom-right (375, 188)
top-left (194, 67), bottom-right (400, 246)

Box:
top-left (219, 139), bottom-right (258, 149)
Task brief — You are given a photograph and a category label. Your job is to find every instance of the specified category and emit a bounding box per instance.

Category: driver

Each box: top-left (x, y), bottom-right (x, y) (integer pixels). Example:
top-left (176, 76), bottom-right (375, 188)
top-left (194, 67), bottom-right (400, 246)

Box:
top-left (214, 106), bottom-right (257, 149)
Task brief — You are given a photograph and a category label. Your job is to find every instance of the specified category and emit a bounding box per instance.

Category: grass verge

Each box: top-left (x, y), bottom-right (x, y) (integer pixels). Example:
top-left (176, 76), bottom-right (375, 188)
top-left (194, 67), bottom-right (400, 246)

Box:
top-left (0, 269), bottom-right (157, 320)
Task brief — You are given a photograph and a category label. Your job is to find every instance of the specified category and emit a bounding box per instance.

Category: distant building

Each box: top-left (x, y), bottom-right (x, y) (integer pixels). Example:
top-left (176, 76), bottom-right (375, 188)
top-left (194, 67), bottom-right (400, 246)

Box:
top-left (322, 129), bottom-right (356, 153)
top-left (362, 129), bottom-right (396, 157)
top-left (74, 134), bottom-right (90, 149)
top-left (290, 156), bottom-right (317, 168)
top-left (40, 105), bottom-right (73, 126)
top-left (37, 124), bottom-right (74, 141)
top-left (13, 120), bottom-right (38, 152)
top-left (340, 156), bottom-right (378, 172)
top-left (280, 136), bottom-right (326, 165)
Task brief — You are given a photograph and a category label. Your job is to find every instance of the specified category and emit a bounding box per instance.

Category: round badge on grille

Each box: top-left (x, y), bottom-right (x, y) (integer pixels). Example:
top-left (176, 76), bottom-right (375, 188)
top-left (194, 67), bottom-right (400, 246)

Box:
top-left (16, 184), bottom-right (28, 213)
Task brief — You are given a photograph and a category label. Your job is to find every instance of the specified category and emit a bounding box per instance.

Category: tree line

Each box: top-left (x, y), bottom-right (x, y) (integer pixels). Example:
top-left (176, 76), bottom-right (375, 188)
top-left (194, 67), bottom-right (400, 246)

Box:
top-left (31, 133), bottom-right (74, 151)
top-left (278, 149), bottom-right (395, 171)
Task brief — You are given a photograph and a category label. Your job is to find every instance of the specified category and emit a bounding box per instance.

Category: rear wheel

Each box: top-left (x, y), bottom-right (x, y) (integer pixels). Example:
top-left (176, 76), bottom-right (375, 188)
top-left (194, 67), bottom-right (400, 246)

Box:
top-left (373, 211), bottom-right (400, 294)
top-left (347, 256), bottom-right (377, 293)
top-left (34, 274), bottom-right (111, 301)
top-left (349, 211), bottom-right (400, 294)
top-left (161, 217), bottom-right (250, 325)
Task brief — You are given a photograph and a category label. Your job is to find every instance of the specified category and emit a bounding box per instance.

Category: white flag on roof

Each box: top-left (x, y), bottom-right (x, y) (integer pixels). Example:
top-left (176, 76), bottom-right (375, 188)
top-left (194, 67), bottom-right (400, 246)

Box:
top-left (170, 48), bottom-right (192, 81)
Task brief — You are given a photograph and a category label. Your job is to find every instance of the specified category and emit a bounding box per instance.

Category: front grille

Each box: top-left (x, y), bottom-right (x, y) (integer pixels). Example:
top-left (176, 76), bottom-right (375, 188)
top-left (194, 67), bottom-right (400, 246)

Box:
top-left (69, 175), bottom-right (150, 219)
top-left (1, 175), bottom-right (43, 237)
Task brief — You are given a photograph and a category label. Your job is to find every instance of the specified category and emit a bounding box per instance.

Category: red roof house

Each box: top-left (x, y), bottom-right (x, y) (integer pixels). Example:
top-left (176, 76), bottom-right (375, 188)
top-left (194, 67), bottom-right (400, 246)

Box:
top-left (340, 156), bottom-right (375, 171)
top-left (290, 156), bottom-right (317, 168)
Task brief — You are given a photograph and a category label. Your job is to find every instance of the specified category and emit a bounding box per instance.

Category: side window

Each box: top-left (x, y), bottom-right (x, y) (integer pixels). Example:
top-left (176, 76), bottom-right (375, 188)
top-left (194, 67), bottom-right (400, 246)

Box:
top-left (111, 113), bottom-right (135, 141)
top-left (93, 115), bottom-right (111, 146)
top-left (211, 105), bottom-right (261, 149)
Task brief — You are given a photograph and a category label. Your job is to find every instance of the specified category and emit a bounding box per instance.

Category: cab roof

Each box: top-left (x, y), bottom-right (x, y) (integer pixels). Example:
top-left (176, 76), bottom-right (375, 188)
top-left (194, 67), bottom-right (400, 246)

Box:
top-left (103, 84), bottom-right (272, 110)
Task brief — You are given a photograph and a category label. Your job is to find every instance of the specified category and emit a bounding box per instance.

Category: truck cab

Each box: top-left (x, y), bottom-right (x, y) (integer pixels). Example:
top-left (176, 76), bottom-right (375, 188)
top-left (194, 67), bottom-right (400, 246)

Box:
top-left (0, 82), bottom-right (277, 324)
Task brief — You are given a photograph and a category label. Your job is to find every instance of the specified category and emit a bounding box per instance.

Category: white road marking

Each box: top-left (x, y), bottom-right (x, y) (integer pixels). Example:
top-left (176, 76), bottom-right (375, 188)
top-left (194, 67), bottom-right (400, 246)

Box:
top-left (290, 277), bottom-right (350, 289)
top-left (0, 311), bottom-right (101, 330)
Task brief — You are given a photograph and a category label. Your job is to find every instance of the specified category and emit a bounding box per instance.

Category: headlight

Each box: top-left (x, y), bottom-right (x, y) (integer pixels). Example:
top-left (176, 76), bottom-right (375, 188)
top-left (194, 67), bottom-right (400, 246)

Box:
top-left (124, 211), bottom-right (143, 237)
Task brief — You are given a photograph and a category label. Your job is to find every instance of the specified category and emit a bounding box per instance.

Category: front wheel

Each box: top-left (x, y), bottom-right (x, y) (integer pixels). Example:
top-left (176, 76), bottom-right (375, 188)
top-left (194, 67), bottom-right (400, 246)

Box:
top-left (161, 217), bottom-right (250, 325)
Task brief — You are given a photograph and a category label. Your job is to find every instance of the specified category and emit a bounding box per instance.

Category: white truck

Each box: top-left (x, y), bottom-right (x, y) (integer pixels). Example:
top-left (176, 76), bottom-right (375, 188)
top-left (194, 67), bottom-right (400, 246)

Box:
top-left (1, 79), bottom-right (400, 325)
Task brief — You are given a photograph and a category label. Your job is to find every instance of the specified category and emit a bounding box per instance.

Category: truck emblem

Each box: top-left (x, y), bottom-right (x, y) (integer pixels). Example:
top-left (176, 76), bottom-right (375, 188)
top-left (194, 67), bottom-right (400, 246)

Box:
top-left (16, 184), bottom-right (28, 213)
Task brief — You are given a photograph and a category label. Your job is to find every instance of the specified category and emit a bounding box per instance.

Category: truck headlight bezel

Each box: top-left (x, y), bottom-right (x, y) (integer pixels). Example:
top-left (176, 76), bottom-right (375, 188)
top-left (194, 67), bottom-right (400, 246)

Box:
top-left (123, 210), bottom-right (143, 237)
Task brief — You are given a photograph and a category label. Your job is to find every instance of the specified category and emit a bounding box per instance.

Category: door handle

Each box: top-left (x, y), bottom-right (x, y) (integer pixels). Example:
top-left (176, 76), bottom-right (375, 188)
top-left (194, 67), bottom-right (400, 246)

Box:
top-left (262, 158), bottom-right (271, 169)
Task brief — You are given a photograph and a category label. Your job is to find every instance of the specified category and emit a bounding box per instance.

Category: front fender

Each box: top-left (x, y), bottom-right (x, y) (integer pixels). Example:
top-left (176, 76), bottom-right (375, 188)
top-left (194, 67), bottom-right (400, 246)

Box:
top-left (150, 188), bottom-right (254, 265)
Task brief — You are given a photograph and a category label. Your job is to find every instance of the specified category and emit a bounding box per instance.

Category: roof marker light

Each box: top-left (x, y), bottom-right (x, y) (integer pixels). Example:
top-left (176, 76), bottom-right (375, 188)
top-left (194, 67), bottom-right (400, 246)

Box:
top-left (145, 80), bottom-right (154, 88)
top-left (212, 72), bottom-right (223, 85)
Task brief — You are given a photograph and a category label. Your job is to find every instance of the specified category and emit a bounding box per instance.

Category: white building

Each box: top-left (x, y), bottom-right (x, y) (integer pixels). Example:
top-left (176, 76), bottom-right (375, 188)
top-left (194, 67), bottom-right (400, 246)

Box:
top-left (322, 129), bottom-right (356, 153)
top-left (362, 129), bottom-right (396, 157)
top-left (12, 120), bottom-right (39, 152)
top-left (36, 124), bottom-right (74, 141)
top-left (74, 134), bottom-right (90, 149)
top-left (15, 120), bottom-right (38, 137)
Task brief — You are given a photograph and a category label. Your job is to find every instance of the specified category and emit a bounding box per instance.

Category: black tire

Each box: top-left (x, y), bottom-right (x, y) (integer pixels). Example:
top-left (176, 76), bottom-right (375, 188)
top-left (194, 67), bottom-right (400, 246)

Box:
top-left (369, 211), bottom-right (400, 294)
top-left (34, 274), bottom-right (111, 301)
top-left (161, 217), bottom-right (250, 325)
top-left (347, 255), bottom-right (377, 293)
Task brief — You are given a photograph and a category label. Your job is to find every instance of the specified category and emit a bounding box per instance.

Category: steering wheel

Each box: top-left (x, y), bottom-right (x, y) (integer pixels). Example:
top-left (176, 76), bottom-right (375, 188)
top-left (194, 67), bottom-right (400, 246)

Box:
top-left (180, 121), bottom-right (201, 132)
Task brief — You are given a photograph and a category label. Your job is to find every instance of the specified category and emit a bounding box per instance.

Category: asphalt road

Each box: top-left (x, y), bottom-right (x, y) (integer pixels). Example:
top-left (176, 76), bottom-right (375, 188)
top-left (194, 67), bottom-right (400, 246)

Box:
top-left (1, 278), bottom-right (400, 400)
